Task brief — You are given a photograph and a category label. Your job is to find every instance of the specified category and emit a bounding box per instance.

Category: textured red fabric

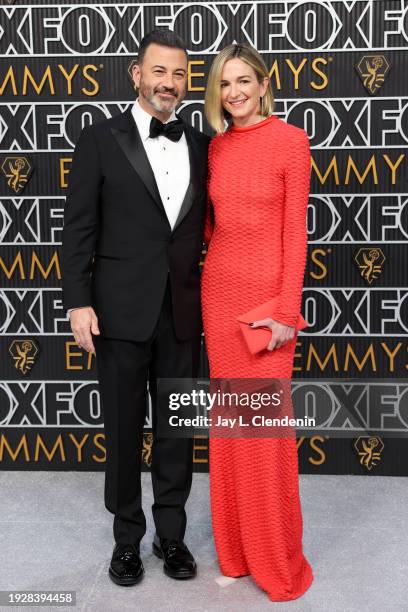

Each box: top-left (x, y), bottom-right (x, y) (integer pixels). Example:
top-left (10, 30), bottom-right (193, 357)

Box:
top-left (201, 114), bottom-right (314, 601)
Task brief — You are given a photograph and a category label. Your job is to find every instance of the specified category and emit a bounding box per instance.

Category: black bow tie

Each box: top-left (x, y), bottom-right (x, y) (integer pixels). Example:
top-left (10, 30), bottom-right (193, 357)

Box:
top-left (149, 116), bottom-right (184, 142)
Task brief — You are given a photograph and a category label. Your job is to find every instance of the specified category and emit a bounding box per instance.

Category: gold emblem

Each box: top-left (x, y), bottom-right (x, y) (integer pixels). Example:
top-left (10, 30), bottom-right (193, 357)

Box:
top-left (142, 432), bottom-right (153, 467)
top-left (8, 339), bottom-right (40, 375)
top-left (354, 247), bottom-right (385, 284)
top-left (355, 55), bottom-right (390, 95)
top-left (354, 436), bottom-right (384, 471)
top-left (1, 156), bottom-right (33, 194)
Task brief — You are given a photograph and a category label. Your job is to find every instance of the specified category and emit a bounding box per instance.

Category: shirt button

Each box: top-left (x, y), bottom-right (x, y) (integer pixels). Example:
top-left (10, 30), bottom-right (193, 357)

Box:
top-left (167, 197), bottom-right (170, 200)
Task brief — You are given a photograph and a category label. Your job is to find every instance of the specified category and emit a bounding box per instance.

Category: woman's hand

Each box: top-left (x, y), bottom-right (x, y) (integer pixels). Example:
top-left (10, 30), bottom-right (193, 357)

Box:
top-left (250, 318), bottom-right (295, 351)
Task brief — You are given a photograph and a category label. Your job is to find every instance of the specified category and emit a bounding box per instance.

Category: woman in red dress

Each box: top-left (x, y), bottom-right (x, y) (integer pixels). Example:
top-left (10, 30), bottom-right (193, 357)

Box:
top-left (201, 44), bottom-right (314, 601)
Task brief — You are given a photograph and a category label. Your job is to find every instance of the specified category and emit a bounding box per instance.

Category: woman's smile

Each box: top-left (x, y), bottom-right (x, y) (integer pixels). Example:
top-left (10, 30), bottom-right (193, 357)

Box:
top-left (228, 98), bottom-right (248, 106)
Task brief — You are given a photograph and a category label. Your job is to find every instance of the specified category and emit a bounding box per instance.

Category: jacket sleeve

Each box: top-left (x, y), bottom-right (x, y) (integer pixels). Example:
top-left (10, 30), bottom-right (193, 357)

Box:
top-left (272, 129), bottom-right (311, 327)
top-left (61, 126), bottom-right (102, 312)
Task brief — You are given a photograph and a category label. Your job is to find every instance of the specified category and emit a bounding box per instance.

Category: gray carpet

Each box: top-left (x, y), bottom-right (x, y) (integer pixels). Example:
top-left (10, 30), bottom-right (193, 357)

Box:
top-left (0, 471), bottom-right (407, 612)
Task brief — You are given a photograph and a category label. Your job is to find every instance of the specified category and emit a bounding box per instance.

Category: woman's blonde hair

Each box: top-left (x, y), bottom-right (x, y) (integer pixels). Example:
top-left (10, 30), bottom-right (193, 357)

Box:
top-left (205, 44), bottom-right (275, 134)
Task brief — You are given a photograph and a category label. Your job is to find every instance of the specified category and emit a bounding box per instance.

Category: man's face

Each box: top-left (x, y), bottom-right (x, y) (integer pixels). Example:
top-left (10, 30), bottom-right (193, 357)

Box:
top-left (132, 43), bottom-right (188, 115)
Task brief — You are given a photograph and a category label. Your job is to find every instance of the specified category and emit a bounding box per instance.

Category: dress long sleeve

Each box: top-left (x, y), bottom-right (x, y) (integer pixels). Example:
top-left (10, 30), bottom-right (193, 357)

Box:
top-left (204, 195), bottom-right (214, 246)
top-left (272, 130), bottom-right (311, 327)
top-left (203, 162), bottom-right (214, 246)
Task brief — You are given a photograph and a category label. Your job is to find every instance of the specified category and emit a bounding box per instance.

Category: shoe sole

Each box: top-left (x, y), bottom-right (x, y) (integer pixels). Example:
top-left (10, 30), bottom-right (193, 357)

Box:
top-left (152, 542), bottom-right (197, 579)
top-left (108, 566), bottom-right (144, 587)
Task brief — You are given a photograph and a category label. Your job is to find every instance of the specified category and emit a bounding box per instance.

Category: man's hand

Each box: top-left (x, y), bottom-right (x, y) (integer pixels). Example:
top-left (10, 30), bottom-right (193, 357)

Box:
top-left (70, 307), bottom-right (100, 353)
top-left (250, 318), bottom-right (295, 351)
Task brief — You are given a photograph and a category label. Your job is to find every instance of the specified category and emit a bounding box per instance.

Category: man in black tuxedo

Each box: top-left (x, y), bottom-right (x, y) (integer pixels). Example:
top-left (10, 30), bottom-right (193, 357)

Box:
top-left (61, 30), bottom-right (210, 586)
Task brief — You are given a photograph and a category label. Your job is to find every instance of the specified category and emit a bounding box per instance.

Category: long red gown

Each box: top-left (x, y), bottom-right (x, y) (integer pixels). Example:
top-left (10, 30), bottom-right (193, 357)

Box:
top-left (201, 114), bottom-right (314, 601)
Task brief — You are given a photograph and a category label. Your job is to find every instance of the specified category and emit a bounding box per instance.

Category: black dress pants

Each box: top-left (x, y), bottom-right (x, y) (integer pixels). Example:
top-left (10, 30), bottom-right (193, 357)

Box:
top-left (93, 279), bottom-right (200, 546)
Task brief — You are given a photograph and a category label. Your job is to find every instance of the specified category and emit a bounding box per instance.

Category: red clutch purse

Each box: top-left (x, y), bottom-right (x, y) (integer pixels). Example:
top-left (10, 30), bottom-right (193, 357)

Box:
top-left (237, 297), bottom-right (308, 354)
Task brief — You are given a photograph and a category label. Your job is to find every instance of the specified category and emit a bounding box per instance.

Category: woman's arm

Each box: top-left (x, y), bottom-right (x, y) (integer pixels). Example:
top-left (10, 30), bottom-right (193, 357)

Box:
top-left (204, 192), bottom-right (214, 246)
top-left (272, 129), bottom-right (311, 327)
top-left (204, 152), bottom-right (214, 245)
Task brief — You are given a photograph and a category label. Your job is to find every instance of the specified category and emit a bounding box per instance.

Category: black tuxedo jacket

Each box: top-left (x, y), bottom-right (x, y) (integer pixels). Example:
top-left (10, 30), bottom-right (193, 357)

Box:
top-left (61, 107), bottom-right (210, 341)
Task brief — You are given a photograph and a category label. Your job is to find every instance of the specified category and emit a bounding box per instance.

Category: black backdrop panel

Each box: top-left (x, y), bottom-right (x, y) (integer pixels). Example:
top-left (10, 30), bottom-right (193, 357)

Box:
top-left (1, 0), bottom-right (407, 474)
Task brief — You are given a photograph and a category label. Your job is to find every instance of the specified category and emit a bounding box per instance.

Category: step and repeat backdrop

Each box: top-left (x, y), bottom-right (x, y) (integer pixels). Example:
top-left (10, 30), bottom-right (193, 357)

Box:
top-left (1, 0), bottom-right (408, 474)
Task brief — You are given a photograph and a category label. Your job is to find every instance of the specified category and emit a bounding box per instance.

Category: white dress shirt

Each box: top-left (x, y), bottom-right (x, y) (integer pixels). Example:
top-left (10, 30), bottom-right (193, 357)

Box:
top-left (67, 99), bottom-right (190, 317)
top-left (131, 97), bottom-right (190, 228)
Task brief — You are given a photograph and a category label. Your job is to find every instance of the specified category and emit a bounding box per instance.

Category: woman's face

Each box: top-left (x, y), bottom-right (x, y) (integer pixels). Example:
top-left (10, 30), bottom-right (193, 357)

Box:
top-left (220, 58), bottom-right (269, 125)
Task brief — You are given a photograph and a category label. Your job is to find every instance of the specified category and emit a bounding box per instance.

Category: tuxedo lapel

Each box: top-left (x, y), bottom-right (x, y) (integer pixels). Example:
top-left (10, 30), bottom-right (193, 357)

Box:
top-left (110, 107), bottom-right (167, 218)
top-left (172, 124), bottom-right (200, 232)
top-left (110, 107), bottom-right (201, 233)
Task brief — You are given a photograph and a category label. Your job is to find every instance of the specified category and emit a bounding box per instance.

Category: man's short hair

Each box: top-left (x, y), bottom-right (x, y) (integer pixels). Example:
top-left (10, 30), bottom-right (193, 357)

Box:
top-left (137, 30), bottom-right (188, 64)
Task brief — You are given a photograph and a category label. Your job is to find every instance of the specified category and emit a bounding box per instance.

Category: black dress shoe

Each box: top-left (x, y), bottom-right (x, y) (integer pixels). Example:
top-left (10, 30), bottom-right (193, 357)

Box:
top-left (152, 534), bottom-right (197, 579)
top-left (109, 543), bottom-right (144, 586)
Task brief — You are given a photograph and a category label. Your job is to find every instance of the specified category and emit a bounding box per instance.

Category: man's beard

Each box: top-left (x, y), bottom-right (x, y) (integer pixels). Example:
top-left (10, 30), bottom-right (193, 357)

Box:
top-left (139, 80), bottom-right (183, 114)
